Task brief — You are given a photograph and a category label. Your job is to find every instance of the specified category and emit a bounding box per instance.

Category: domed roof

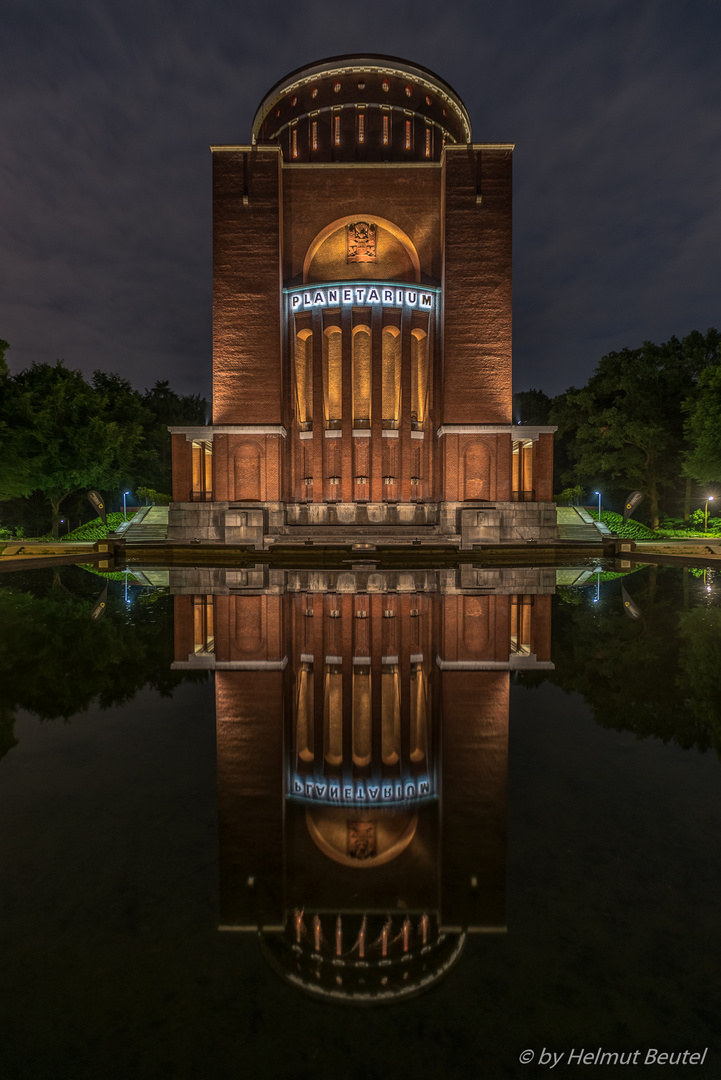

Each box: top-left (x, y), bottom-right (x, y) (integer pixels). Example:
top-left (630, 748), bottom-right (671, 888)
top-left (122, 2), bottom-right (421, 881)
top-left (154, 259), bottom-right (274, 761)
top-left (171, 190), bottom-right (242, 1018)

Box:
top-left (251, 55), bottom-right (471, 162)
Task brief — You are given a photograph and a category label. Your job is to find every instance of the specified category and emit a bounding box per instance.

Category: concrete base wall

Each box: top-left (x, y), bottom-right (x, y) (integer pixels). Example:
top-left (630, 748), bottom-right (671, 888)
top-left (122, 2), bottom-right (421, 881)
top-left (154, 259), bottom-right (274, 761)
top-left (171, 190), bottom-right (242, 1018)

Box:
top-left (168, 500), bottom-right (557, 548)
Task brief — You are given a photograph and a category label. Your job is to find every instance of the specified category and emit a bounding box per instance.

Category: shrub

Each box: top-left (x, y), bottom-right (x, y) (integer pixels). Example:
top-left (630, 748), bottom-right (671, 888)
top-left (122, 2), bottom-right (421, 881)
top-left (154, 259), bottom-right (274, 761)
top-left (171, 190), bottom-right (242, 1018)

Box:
top-left (136, 487), bottom-right (172, 505)
top-left (61, 512), bottom-right (135, 542)
top-left (588, 509), bottom-right (655, 539)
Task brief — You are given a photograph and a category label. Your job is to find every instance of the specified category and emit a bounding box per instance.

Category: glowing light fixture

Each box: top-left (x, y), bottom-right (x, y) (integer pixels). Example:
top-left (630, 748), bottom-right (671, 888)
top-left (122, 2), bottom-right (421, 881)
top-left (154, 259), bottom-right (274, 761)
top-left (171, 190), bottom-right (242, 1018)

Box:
top-left (704, 495), bottom-right (715, 532)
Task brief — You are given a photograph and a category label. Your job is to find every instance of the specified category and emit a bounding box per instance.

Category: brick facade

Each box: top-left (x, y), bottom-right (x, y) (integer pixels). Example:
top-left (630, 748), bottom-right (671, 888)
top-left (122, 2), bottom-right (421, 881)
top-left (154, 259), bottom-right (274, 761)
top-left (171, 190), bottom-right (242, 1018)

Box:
top-left (169, 55), bottom-right (555, 545)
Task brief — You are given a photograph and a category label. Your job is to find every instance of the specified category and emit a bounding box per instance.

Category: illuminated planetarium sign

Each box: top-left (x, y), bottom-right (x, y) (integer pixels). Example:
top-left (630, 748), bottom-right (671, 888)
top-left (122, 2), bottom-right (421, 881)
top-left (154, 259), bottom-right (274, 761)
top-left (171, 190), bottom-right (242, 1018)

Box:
top-left (286, 281), bottom-right (440, 313)
top-left (290, 774), bottom-right (434, 807)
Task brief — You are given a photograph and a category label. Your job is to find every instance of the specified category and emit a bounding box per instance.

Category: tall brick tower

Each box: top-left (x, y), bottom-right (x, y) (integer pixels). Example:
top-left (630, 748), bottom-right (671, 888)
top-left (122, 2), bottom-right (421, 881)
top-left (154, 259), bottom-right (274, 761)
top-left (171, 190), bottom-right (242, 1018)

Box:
top-left (168, 55), bottom-right (556, 547)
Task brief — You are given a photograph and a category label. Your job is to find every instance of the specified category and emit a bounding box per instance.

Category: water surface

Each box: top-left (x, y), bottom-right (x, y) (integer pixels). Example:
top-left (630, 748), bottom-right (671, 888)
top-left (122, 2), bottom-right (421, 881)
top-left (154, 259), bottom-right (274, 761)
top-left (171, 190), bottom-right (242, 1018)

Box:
top-left (0, 563), bottom-right (718, 1079)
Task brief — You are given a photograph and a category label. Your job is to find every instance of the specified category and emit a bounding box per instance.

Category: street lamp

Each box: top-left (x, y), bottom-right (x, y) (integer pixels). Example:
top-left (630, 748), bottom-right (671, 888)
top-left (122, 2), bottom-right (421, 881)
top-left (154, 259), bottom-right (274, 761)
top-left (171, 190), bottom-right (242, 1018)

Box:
top-left (123, 491), bottom-right (130, 521)
top-left (595, 491), bottom-right (602, 521)
top-left (704, 495), bottom-right (714, 533)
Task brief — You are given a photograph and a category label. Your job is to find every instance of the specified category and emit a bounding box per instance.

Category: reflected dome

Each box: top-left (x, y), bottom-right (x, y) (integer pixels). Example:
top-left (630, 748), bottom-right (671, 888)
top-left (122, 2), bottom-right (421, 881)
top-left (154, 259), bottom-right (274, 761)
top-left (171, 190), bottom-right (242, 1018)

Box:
top-left (260, 911), bottom-right (466, 1005)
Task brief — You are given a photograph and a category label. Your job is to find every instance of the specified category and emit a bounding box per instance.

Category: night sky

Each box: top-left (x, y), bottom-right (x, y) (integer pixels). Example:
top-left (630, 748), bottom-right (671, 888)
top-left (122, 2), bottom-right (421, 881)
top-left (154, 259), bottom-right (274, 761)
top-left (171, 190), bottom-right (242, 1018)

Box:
top-left (1, 0), bottom-right (719, 402)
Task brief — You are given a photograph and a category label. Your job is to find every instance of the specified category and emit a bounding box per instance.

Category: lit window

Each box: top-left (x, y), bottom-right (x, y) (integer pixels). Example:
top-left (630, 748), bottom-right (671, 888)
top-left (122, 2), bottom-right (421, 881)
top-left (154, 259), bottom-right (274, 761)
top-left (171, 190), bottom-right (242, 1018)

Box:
top-left (334, 80), bottom-right (341, 93)
top-left (291, 128), bottom-right (298, 158)
top-left (191, 440), bottom-right (212, 501)
top-left (291, 95), bottom-right (297, 106)
top-left (275, 107), bottom-right (280, 118)
top-left (334, 114), bottom-right (341, 145)
top-left (425, 94), bottom-right (432, 105)
top-left (312, 120), bottom-right (318, 150)
top-left (405, 84), bottom-right (412, 97)
top-left (382, 79), bottom-right (389, 92)
top-left (425, 127), bottom-right (431, 158)
top-left (405, 120), bottom-right (411, 149)
top-left (311, 86), bottom-right (318, 98)
top-left (382, 114), bottom-right (389, 145)
top-left (358, 111), bottom-right (365, 143)
top-left (193, 595), bottom-right (214, 655)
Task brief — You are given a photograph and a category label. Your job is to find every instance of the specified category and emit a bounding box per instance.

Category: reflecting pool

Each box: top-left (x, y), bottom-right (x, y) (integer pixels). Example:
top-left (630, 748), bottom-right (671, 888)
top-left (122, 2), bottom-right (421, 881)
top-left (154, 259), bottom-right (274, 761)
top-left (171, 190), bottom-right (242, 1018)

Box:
top-left (0, 562), bottom-right (719, 1079)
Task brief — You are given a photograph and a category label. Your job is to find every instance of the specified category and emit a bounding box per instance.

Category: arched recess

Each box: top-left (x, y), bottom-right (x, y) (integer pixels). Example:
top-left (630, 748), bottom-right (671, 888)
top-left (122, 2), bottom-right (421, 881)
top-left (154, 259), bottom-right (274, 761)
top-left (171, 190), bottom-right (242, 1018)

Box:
top-left (382, 326), bottom-right (401, 428)
top-left (294, 328), bottom-right (313, 428)
top-left (295, 662), bottom-right (314, 764)
top-left (305, 808), bottom-right (418, 869)
top-left (463, 442), bottom-right (491, 501)
top-left (410, 328), bottom-right (429, 428)
top-left (323, 325), bottom-right (342, 428)
top-left (303, 214), bottom-right (421, 283)
top-left (234, 443), bottom-right (262, 501)
top-left (352, 324), bottom-right (371, 427)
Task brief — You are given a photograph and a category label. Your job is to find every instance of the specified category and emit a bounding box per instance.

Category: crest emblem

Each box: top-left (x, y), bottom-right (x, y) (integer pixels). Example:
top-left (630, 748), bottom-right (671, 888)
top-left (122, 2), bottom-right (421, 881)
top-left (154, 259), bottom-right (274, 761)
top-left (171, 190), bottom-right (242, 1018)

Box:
top-left (348, 821), bottom-right (377, 859)
top-left (346, 221), bottom-right (377, 263)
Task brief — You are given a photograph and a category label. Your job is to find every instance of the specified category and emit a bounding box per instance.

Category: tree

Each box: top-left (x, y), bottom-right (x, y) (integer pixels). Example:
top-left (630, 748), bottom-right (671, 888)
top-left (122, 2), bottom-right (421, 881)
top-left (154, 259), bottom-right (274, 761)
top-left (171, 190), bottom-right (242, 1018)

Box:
top-left (9, 362), bottom-right (144, 536)
top-left (550, 331), bottom-right (719, 528)
top-left (682, 360), bottom-right (721, 487)
top-left (512, 388), bottom-right (552, 426)
top-left (0, 340), bottom-right (41, 502)
top-left (138, 380), bottom-right (208, 494)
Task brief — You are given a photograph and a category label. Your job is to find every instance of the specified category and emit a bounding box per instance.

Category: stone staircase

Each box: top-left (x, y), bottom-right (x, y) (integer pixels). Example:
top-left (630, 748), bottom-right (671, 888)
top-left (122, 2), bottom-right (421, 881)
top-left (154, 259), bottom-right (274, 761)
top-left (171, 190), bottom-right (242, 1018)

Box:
top-left (556, 506), bottom-right (607, 542)
top-left (117, 505), bottom-right (169, 543)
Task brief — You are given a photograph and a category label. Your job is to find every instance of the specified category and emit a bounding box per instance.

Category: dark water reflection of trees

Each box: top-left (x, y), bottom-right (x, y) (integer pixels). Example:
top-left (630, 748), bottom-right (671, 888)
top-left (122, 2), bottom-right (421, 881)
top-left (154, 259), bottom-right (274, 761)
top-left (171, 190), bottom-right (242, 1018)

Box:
top-left (0, 566), bottom-right (207, 760)
top-left (518, 566), bottom-right (721, 760)
top-left (2, 563), bottom-right (720, 765)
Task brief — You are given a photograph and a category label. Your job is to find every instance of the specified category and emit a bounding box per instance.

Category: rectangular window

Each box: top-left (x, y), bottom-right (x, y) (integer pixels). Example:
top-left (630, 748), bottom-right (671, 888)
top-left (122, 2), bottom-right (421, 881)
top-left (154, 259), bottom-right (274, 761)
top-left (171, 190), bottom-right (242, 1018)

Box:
top-left (358, 111), bottom-right (365, 144)
top-left (405, 120), bottom-right (411, 150)
top-left (312, 120), bottom-right (318, 150)
top-left (425, 126), bottom-right (431, 158)
top-left (291, 127), bottom-right (298, 159)
top-left (334, 114), bottom-right (341, 146)
top-left (382, 113), bottom-right (389, 146)
top-left (191, 439), bottom-right (212, 502)
top-left (193, 595), bottom-right (214, 655)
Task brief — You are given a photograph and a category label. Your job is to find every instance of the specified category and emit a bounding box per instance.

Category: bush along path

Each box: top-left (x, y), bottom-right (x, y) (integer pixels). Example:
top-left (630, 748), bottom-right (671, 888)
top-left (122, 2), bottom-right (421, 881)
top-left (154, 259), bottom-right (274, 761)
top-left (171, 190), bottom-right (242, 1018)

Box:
top-left (589, 509), bottom-right (721, 540)
top-left (61, 512), bottom-right (137, 542)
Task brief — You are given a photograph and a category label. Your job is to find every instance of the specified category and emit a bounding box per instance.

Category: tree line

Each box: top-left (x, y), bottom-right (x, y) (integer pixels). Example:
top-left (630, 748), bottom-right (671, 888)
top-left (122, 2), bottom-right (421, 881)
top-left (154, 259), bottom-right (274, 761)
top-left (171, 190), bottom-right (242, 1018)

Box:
top-left (0, 340), bottom-right (207, 537)
top-left (514, 328), bottom-right (721, 528)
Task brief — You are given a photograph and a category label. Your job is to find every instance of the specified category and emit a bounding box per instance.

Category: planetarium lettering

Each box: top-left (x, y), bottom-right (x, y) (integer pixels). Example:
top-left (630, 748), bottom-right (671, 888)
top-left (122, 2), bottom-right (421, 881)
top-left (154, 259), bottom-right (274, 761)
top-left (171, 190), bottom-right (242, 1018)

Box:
top-left (288, 283), bottom-right (437, 312)
top-left (290, 774), bottom-right (433, 805)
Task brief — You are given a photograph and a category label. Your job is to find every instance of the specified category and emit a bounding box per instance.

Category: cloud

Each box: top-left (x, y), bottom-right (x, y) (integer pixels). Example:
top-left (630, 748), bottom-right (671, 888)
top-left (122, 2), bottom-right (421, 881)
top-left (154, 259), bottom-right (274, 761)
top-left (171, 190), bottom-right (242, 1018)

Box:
top-left (0, 0), bottom-right (719, 399)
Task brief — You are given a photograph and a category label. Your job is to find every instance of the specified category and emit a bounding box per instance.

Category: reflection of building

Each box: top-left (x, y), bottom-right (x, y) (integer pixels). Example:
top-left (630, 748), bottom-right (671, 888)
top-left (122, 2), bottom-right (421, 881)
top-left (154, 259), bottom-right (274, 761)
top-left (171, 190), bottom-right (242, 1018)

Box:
top-left (168, 56), bottom-right (556, 548)
top-left (172, 564), bottom-right (554, 1002)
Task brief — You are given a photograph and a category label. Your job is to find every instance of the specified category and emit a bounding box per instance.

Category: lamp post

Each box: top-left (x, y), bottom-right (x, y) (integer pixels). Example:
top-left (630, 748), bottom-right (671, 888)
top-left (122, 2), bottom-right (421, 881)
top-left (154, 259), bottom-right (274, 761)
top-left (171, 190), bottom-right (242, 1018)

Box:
top-left (704, 495), bottom-right (714, 533)
top-left (595, 491), bottom-right (602, 522)
top-left (123, 491), bottom-right (130, 522)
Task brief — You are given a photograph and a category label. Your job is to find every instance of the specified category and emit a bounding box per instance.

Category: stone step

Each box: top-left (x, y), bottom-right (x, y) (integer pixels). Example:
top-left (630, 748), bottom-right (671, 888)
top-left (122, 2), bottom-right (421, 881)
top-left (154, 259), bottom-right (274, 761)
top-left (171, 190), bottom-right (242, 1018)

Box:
top-left (281, 523), bottom-right (439, 534)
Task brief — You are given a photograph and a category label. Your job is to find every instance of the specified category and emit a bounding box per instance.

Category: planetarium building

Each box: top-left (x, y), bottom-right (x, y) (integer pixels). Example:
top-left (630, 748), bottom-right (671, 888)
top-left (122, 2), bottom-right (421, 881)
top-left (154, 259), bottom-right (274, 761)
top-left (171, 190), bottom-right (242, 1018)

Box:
top-left (168, 55), bottom-right (556, 547)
